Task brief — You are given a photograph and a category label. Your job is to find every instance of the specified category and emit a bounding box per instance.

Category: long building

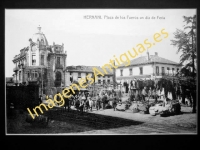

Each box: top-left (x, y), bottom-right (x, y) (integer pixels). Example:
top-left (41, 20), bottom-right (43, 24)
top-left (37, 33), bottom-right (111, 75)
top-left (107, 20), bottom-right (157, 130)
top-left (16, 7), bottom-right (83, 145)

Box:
top-left (116, 52), bottom-right (182, 84)
top-left (66, 65), bottom-right (114, 88)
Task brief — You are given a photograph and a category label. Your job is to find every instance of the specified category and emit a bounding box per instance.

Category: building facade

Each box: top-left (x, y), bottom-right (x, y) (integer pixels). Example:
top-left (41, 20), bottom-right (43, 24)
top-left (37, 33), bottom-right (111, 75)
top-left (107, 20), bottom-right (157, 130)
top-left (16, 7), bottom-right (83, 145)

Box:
top-left (66, 65), bottom-right (114, 89)
top-left (116, 52), bottom-right (182, 84)
top-left (12, 26), bottom-right (67, 95)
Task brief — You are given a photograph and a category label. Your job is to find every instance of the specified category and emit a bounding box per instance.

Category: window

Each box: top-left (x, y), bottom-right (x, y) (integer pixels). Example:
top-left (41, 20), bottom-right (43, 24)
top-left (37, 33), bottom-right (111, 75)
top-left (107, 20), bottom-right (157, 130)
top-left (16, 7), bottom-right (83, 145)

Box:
top-left (177, 68), bottom-right (179, 72)
top-left (167, 67), bottom-right (170, 74)
top-left (57, 57), bottom-right (60, 65)
top-left (129, 68), bottom-right (132, 75)
top-left (32, 54), bottom-right (36, 65)
top-left (156, 66), bottom-right (159, 75)
top-left (70, 72), bottom-right (72, 75)
top-left (98, 80), bottom-right (101, 84)
top-left (19, 71), bottom-right (21, 81)
top-left (172, 68), bottom-right (174, 74)
top-left (41, 55), bottom-right (44, 65)
top-left (103, 80), bottom-right (105, 84)
top-left (162, 67), bottom-right (165, 75)
top-left (41, 39), bottom-right (44, 45)
top-left (107, 79), bottom-right (110, 84)
top-left (27, 72), bottom-right (30, 78)
top-left (139, 67), bottom-right (143, 75)
top-left (120, 69), bottom-right (123, 76)
top-left (31, 70), bottom-right (38, 79)
top-left (78, 72), bottom-right (81, 78)
top-left (32, 70), bottom-right (35, 79)
top-left (35, 72), bottom-right (38, 78)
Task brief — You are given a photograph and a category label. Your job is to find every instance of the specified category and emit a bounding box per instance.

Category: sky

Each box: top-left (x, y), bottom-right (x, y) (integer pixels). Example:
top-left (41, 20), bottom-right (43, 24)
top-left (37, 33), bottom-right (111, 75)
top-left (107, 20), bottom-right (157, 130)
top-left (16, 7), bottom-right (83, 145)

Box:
top-left (5, 9), bottom-right (196, 77)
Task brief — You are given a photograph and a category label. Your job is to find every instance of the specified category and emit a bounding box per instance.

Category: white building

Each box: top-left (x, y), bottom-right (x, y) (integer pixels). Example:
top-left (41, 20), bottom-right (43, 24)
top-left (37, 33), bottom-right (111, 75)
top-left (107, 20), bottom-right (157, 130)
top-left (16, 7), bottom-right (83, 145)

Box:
top-left (66, 65), bottom-right (114, 89)
top-left (116, 52), bottom-right (182, 83)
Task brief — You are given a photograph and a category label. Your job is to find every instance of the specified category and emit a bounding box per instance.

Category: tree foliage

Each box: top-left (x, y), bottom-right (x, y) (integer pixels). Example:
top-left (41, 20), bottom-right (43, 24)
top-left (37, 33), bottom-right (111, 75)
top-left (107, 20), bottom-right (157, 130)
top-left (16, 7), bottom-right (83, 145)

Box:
top-left (171, 15), bottom-right (196, 76)
top-left (171, 15), bottom-right (197, 113)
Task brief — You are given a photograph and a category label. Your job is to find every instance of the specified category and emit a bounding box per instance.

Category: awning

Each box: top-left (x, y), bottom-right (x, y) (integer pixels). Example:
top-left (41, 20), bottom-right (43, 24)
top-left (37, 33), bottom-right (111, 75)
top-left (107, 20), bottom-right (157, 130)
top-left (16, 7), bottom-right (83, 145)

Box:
top-left (116, 75), bottom-right (151, 80)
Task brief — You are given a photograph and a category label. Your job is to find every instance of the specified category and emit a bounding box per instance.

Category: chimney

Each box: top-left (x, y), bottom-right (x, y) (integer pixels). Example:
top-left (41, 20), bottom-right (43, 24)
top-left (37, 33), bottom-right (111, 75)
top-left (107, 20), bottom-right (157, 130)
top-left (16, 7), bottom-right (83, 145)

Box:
top-left (155, 52), bottom-right (158, 56)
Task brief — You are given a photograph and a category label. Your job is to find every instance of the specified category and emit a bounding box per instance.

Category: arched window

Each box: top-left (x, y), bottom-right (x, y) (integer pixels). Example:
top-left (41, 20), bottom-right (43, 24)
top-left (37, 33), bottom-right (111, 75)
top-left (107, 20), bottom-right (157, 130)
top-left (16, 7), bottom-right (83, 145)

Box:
top-left (35, 72), bottom-right (38, 78)
top-left (19, 71), bottom-right (21, 81)
top-left (32, 53), bottom-right (36, 65)
top-left (41, 39), bottom-right (44, 45)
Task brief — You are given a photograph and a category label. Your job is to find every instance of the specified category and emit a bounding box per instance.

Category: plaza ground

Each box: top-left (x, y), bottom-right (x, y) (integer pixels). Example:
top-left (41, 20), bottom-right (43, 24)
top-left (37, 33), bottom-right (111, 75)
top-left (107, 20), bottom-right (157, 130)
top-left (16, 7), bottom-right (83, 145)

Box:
top-left (6, 98), bottom-right (197, 134)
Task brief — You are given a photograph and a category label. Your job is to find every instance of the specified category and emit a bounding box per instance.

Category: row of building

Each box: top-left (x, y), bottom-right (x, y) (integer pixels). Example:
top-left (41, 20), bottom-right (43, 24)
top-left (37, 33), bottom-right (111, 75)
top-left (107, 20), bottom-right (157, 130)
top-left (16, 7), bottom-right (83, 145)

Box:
top-left (7, 26), bottom-right (182, 95)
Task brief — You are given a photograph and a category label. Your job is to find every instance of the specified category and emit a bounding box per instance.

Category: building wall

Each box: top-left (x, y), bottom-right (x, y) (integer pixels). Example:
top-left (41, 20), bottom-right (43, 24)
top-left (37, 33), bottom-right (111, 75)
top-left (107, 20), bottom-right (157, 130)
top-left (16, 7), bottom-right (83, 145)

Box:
top-left (153, 63), bottom-right (181, 75)
top-left (116, 64), bottom-right (153, 77)
top-left (47, 54), bottom-right (66, 87)
top-left (116, 63), bottom-right (181, 78)
top-left (65, 70), bottom-right (113, 87)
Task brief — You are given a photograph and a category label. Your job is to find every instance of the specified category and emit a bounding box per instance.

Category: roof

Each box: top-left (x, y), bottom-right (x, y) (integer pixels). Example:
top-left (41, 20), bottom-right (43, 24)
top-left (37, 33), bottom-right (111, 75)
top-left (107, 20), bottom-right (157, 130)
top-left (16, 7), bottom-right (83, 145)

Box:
top-left (32, 26), bottom-right (48, 46)
top-left (32, 33), bottom-right (48, 46)
top-left (66, 65), bottom-right (113, 75)
top-left (119, 55), bottom-right (181, 67)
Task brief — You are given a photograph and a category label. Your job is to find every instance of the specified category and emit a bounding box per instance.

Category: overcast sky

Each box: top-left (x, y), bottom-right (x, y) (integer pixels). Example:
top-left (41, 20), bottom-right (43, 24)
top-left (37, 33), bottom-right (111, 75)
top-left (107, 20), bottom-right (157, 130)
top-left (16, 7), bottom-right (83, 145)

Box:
top-left (5, 9), bottom-right (196, 77)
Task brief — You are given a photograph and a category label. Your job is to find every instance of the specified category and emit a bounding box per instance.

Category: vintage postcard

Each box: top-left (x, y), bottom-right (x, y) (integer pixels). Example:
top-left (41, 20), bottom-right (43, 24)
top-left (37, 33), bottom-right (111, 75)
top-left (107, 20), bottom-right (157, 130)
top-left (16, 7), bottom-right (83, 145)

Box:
top-left (5, 9), bottom-right (197, 135)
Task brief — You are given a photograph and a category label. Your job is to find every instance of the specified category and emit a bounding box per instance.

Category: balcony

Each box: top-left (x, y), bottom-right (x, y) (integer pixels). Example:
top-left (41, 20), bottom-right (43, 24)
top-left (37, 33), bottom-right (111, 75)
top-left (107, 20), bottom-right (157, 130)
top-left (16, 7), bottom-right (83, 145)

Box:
top-left (55, 64), bottom-right (63, 69)
top-left (13, 66), bottom-right (19, 72)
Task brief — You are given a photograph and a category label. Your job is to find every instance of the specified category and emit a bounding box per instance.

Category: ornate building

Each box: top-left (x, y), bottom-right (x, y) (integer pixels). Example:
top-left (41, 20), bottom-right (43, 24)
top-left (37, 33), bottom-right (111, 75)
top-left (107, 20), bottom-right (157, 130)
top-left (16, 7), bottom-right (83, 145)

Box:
top-left (12, 26), bottom-right (67, 95)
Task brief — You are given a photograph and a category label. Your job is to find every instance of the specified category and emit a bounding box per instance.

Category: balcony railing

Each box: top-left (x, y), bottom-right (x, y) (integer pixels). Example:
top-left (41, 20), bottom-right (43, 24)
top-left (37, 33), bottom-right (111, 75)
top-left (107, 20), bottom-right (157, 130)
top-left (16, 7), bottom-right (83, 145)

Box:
top-left (55, 64), bottom-right (63, 69)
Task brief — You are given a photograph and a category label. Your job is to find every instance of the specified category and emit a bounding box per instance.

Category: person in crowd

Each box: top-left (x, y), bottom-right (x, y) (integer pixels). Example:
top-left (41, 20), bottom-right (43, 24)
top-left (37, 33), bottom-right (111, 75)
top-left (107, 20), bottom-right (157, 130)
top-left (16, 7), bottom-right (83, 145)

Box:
top-left (118, 99), bottom-right (122, 105)
top-left (64, 96), bottom-right (70, 112)
top-left (79, 98), bottom-right (85, 113)
top-left (70, 95), bottom-right (74, 106)
top-left (84, 96), bottom-right (90, 111)
top-left (101, 93), bottom-right (107, 110)
top-left (105, 92), bottom-right (108, 98)
top-left (96, 94), bottom-right (101, 110)
top-left (88, 97), bottom-right (93, 111)
top-left (113, 93), bottom-right (118, 111)
top-left (142, 87), bottom-right (147, 101)
top-left (75, 98), bottom-right (80, 109)
top-left (81, 93), bottom-right (86, 100)
top-left (105, 92), bottom-right (109, 106)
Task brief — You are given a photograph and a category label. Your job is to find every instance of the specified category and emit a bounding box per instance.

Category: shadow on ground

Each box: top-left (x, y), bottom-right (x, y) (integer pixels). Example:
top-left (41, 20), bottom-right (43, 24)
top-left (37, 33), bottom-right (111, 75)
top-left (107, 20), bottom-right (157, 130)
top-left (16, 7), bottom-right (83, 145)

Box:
top-left (7, 108), bottom-right (144, 134)
top-left (44, 108), bottom-right (144, 130)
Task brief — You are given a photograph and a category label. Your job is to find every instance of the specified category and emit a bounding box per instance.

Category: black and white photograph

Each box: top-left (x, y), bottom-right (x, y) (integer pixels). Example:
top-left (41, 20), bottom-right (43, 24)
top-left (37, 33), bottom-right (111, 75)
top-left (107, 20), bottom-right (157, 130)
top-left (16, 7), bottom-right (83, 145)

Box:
top-left (5, 9), bottom-right (197, 135)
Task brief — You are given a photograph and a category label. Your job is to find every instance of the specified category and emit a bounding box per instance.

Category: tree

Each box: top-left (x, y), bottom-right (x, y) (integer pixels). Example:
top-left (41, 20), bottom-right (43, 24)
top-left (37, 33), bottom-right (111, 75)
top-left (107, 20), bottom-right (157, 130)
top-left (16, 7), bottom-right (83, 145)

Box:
top-left (171, 15), bottom-right (196, 113)
top-left (171, 15), bottom-right (196, 74)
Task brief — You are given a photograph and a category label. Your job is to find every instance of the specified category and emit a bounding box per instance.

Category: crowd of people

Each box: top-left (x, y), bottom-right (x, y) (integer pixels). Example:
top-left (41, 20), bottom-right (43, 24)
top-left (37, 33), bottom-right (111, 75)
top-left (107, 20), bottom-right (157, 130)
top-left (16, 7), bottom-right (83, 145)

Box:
top-left (50, 89), bottom-right (122, 113)
top-left (39, 77), bottom-right (194, 113)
